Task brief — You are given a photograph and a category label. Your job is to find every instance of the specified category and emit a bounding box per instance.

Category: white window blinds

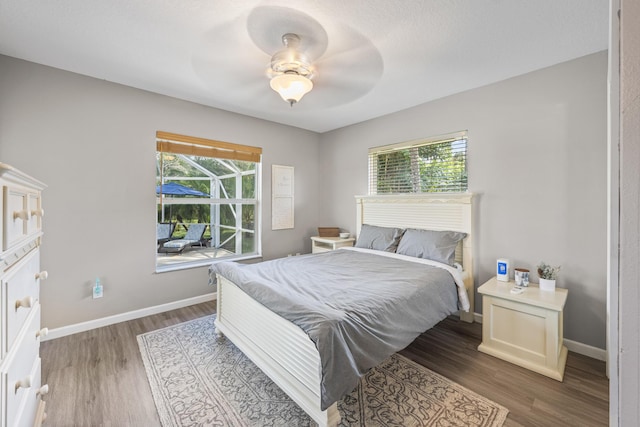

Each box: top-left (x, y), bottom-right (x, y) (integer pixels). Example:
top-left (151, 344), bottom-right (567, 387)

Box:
top-left (368, 132), bottom-right (467, 194)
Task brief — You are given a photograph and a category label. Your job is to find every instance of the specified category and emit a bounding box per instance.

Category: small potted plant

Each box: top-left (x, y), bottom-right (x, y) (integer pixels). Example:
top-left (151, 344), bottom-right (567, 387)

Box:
top-left (537, 262), bottom-right (560, 292)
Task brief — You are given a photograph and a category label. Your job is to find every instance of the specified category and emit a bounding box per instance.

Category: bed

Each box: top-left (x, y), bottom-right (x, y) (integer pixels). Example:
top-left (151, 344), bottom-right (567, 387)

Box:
top-left (209, 193), bottom-right (474, 427)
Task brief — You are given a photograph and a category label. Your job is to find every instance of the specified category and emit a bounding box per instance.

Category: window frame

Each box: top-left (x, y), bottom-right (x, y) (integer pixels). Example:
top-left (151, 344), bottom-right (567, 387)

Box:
top-left (155, 131), bottom-right (262, 273)
top-left (368, 131), bottom-right (468, 195)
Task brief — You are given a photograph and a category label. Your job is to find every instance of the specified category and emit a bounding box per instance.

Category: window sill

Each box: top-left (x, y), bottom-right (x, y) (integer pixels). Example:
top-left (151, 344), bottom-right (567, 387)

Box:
top-left (155, 253), bottom-right (263, 274)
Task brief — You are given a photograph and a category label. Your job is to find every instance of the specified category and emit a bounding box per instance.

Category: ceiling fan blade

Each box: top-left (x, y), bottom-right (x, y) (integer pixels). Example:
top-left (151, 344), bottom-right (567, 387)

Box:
top-left (307, 35), bottom-right (384, 107)
top-left (192, 4), bottom-right (384, 111)
top-left (191, 16), bottom-right (273, 103)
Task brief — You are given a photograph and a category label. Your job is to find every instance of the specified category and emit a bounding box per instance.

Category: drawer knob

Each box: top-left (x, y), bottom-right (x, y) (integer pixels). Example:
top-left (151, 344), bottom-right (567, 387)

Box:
top-left (37, 384), bottom-right (49, 397)
top-left (13, 210), bottom-right (30, 221)
top-left (15, 375), bottom-right (32, 392)
top-left (15, 296), bottom-right (34, 310)
top-left (36, 327), bottom-right (49, 339)
top-left (35, 271), bottom-right (49, 281)
top-left (31, 208), bottom-right (45, 218)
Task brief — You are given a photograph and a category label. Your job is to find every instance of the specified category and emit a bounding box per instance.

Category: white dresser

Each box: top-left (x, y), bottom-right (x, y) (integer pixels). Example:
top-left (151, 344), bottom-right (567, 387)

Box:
top-left (0, 164), bottom-right (48, 427)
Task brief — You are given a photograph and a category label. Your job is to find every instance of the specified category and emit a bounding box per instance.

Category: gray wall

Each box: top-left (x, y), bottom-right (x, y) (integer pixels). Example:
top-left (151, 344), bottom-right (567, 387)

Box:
top-left (0, 55), bottom-right (322, 330)
top-left (319, 51), bottom-right (608, 349)
top-left (0, 52), bottom-right (609, 350)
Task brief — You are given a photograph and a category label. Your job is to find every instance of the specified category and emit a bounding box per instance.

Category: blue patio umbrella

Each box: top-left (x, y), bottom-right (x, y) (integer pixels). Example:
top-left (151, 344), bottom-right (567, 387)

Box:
top-left (156, 182), bottom-right (209, 197)
top-left (157, 182), bottom-right (209, 223)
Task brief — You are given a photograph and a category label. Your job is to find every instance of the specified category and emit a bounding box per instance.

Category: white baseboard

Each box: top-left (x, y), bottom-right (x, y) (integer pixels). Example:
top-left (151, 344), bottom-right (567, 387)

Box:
top-left (564, 338), bottom-right (607, 361)
top-left (470, 312), bottom-right (606, 361)
top-left (43, 293), bottom-right (216, 341)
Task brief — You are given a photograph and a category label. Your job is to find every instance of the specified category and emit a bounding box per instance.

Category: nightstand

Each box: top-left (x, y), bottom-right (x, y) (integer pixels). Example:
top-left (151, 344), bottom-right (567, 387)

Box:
top-left (477, 276), bottom-right (568, 381)
top-left (311, 236), bottom-right (355, 254)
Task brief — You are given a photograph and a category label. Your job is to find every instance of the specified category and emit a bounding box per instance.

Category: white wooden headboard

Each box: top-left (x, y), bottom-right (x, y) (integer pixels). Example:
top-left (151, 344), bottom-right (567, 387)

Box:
top-left (355, 193), bottom-right (475, 322)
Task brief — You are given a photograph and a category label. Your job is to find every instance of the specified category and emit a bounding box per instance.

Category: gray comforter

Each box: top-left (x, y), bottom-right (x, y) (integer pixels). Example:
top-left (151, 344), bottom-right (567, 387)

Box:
top-left (208, 248), bottom-right (466, 410)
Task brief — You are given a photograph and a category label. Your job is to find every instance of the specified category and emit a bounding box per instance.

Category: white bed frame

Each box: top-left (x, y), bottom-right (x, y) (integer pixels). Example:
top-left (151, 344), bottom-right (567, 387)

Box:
top-left (214, 193), bottom-right (474, 427)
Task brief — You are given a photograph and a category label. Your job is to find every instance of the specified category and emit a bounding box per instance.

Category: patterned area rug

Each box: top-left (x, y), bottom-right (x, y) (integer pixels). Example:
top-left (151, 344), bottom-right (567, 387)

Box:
top-left (138, 316), bottom-right (508, 426)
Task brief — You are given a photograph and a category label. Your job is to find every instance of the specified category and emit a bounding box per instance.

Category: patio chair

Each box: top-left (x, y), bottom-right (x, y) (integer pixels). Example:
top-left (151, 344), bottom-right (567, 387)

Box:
top-left (160, 223), bottom-right (208, 254)
top-left (157, 222), bottom-right (176, 250)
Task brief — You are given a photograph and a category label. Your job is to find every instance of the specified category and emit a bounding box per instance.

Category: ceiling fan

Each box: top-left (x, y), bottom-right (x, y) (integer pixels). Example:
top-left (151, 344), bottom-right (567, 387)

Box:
top-left (268, 33), bottom-right (315, 106)
top-left (191, 5), bottom-right (383, 110)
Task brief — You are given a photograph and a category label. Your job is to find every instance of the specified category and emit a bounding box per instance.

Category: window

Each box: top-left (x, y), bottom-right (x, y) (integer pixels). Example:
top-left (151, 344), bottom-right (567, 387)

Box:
top-left (368, 132), bottom-right (467, 194)
top-left (156, 131), bottom-right (262, 271)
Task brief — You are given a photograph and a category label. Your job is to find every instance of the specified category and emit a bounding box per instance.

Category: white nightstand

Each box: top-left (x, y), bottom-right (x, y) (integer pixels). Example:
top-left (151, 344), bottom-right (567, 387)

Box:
top-left (477, 276), bottom-right (568, 381)
top-left (311, 236), bottom-right (355, 254)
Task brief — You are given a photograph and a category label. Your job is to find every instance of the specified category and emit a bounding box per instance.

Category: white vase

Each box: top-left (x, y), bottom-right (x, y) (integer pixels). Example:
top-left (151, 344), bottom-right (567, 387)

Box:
top-left (539, 278), bottom-right (556, 292)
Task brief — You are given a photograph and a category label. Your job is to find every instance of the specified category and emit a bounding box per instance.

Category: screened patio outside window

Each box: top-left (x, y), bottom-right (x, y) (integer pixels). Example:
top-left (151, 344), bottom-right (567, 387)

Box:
top-left (156, 131), bottom-right (262, 272)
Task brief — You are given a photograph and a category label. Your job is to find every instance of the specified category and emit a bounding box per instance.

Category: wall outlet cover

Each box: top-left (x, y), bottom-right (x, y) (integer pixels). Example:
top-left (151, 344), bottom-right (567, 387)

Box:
top-left (93, 285), bottom-right (103, 299)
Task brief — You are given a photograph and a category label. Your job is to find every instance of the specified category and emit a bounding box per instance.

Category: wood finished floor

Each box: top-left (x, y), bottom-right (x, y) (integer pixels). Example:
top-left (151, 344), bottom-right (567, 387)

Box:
top-left (41, 302), bottom-right (608, 426)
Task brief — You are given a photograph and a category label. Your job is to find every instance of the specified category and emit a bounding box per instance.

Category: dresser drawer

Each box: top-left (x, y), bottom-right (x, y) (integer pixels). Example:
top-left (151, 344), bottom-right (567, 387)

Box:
top-left (11, 358), bottom-right (42, 427)
top-left (1, 305), bottom-right (41, 427)
top-left (0, 164), bottom-right (46, 427)
top-left (2, 186), bottom-right (42, 253)
top-left (3, 186), bottom-right (28, 252)
top-left (1, 250), bottom-right (40, 359)
top-left (26, 192), bottom-right (42, 239)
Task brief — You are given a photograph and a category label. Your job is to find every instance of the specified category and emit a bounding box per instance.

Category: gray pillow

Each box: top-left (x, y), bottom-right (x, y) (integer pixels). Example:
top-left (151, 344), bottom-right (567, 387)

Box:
top-left (355, 224), bottom-right (405, 252)
top-left (396, 228), bottom-right (467, 265)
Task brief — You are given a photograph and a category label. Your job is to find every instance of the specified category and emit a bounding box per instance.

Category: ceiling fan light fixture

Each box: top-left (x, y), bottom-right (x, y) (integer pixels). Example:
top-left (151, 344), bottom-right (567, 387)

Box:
top-left (270, 72), bottom-right (313, 106)
top-left (268, 33), bottom-right (315, 106)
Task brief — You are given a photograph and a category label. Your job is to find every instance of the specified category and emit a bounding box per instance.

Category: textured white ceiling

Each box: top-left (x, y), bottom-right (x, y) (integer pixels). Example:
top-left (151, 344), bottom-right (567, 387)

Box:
top-left (0, 0), bottom-right (609, 133)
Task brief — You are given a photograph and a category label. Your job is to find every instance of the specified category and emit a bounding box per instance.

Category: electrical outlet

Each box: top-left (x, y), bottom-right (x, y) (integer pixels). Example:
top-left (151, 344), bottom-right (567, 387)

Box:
top-left (93, 280), bottom-right (103, 299)
top-left (93, 285), bottom-right (103, 299)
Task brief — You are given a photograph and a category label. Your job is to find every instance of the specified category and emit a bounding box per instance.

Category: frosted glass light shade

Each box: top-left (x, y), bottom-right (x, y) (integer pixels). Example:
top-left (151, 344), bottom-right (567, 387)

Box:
top-left (270, 73), bottom-right (313, 105)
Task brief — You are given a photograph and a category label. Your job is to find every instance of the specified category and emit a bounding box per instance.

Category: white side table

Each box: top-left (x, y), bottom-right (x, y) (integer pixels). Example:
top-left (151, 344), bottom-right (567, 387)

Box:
top-left (311, 236), bottom-right (355, 254)
top-left (478, 276), bottom-right (568, 381)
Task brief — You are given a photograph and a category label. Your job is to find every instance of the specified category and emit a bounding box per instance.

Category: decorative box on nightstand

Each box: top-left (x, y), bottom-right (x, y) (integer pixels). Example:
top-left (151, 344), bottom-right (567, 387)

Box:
top-left (478, 276), bottom-right (568, 381)
top-left (310, 236), bottom-right (355, 254)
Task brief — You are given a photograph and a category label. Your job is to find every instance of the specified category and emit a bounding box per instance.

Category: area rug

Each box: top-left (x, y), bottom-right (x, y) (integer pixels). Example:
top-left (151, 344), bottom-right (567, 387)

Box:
top-left (138, 315), bottom-right (508, 427)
